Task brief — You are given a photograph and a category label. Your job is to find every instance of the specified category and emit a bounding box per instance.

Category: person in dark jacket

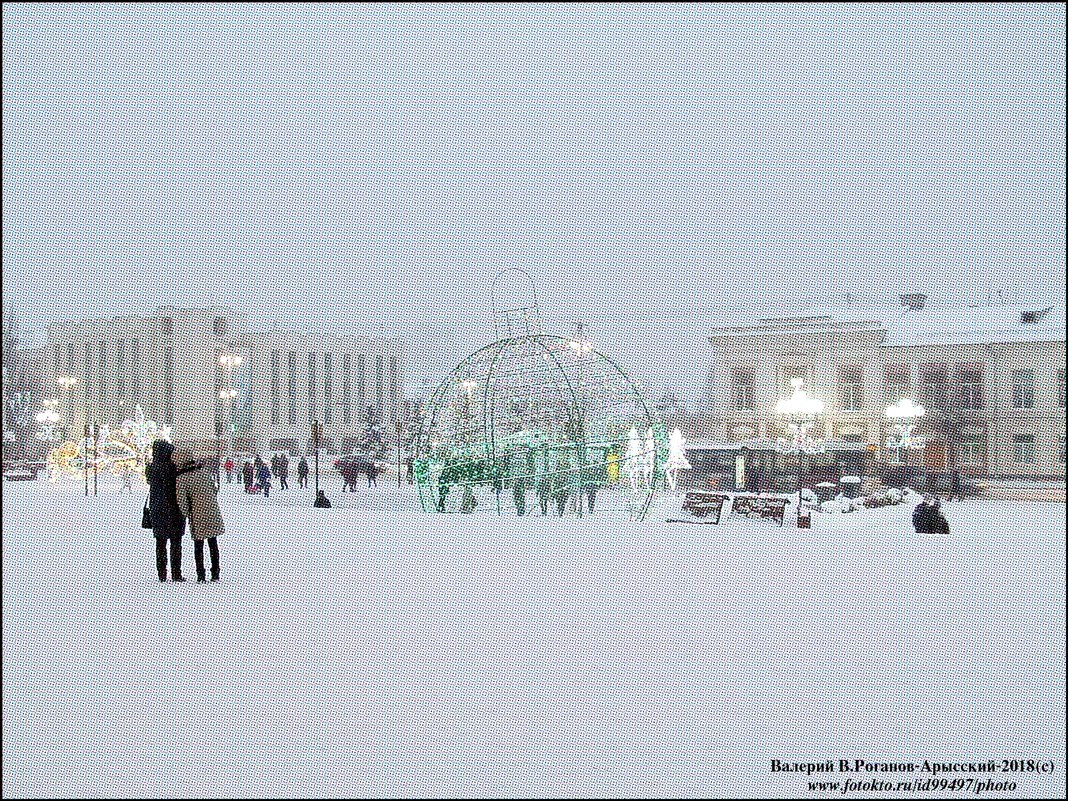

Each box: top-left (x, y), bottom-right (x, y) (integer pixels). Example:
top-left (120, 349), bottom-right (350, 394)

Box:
top-left (144, 439), bottom-right (186, 582)
top-left (256, 459), bottom-right (271, 498)
top-left (912, 494), bottom-right (942, 534)
top-left (242, 461), bottom-right (253, 493)
top-left (314, 489), bottom-right (332, 508)
top-left (948, 469), bottom-right (962, 502)
top-left (297, 456), bottom-right (310, 489)
top-left (278, 453), bottom-right (290, 490)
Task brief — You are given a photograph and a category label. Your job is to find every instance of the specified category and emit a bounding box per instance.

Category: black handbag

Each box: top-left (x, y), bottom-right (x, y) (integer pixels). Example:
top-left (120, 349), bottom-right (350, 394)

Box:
top-left (141, 497), bottom-right (152, 529)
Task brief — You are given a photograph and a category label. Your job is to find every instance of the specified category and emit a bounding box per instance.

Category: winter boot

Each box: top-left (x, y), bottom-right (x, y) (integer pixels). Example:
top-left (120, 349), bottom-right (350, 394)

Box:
top-left (172, 574), bottom-right (187, 582)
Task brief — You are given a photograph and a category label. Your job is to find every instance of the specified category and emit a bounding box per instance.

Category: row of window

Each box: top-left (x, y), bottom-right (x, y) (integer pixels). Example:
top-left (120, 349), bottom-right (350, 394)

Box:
top-left (52, 339), bottom-right (146, 415)
top-left (727, 366), bottom-right (1066, 412)
top-left (268, 350), bottom-right (400, 427)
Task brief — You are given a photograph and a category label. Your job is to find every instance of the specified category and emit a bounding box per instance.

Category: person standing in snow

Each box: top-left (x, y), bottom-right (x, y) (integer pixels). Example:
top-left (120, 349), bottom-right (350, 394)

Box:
top-left (256, 458), bottom-right (271, 498)
top-left (912, 494), bottom-right (946, 534)
top-left (242, 461), bottom-right (253, 493)
top-left (172, 447), bottom-right (223, 583)
top-left (144, 440), bottom-right (186, 582)
top-left (278, 453), bottom-right (290, 490)
top-left (297, 456), bottom-right (309, 489)
top-left (224, 456), bottom-right (234, 483)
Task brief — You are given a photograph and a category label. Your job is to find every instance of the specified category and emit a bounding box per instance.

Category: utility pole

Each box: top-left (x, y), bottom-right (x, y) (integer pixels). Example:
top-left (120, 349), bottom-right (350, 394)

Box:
top-left (313, 419), bottom-right (321, 495)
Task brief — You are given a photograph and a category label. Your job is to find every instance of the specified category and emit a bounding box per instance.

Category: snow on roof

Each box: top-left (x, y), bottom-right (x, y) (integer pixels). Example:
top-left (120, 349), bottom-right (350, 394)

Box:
top-left (753, 303), bottom-right (1067, 346)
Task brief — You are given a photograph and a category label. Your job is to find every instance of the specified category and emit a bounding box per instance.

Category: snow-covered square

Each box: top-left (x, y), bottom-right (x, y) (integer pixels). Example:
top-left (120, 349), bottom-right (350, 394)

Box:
top-left (3, 478), bottom-right (1064, 798)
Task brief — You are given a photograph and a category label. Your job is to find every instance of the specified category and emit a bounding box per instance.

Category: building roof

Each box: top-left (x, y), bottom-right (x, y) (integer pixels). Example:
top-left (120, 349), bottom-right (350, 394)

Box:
top-left (711, 302), bottom-right (1066, 347)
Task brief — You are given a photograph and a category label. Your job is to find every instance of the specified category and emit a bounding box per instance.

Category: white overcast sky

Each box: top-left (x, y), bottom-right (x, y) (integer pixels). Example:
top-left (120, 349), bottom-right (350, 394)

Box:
top-left (3, 3), bottom-right (1065, 401)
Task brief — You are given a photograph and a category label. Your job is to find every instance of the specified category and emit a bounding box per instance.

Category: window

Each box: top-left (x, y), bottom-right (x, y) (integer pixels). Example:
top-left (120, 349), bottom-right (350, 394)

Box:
top-left (375, 355), bottom-right (384, 424)
top-left (838, 366), bottom-right (863, 411)
top-left (98, 341), bottom-right (107, 407)
top-left (287, 352), bottom-right (297, 425)
top-left (129, 339), bottom-right (140, 403)
top-left (163, 346), bottom-right (174, 424)
top-left (957, 366), bottom-right (983, 410)
top-left (730, 367), bottom-right (755, 411)
top-left (958, 437), bottom-right (984, 466)
top-left (308, 352), bottom-right (317, 424)
top-left (1058, 369), bottom-right (1065, 409)
top-left (389, 355), bottom-right (399, 423)
top-left (920, 365), bottom-right (949, 410)
top-left (1012, 434), bottom-right (1036, 463)
top-left (1011, 370), bottom-right (1035, 409)
top-left (115, 340), bottom-right (126, 400)
top-left (342, 355), bottom-right (352, 425)
top-left (323, 353), bottom-right (333, 425)
top-left (884, 366), bottom-right (910, 403)
top-left (270, 351), bottom-right (280, 426)
top-left (84, 343), bottom-right (93, 411)
top-left (357, 355), bottom-right (366, 416)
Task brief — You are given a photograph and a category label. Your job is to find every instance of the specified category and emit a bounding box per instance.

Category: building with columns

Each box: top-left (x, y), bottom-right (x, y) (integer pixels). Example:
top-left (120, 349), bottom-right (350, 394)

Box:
top-left (41, 307), bottom-right (403, 457)
top-left (706, 296), bottom-right (1065, 480)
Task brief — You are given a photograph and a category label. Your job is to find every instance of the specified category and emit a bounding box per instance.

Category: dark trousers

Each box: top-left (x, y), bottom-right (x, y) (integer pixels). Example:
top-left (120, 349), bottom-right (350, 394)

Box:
top-left (280, 475), bottom-right (288, 490)
top-left (194, 537), bottom-right (221, 580)
top-left (586, 486), bottom-right (597, 513)
top-left (555, 493), bottom-right (567, 517)
top-left (299, 474), bottom-right (308, 488)
top-left (155, 536), bottom-right (183, 580)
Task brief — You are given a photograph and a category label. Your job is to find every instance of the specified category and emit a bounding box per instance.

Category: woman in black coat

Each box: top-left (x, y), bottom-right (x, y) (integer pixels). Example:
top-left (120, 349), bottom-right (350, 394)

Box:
top-left (145, 439), bottom-right (187, 581)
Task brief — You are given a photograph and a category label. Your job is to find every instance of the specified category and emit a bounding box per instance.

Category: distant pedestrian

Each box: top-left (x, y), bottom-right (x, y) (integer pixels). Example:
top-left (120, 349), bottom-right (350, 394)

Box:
top-left (297, 457), bottom-right (309, 489)
top-left (314, 489), bottom-right (332, 508)
top-left (366, 460), bottom-right (378, 488)
top-left (912, 494), bottom-right (945, 534)
top-left (172, 447), bottom-right (224, 583)
top-left (224, 457), bottom-right (234, 483)
top-left (257, 460), bottom-right (272, 498)
top-left (243, 461), bottom-right (253, 493)
top-left (278, 453), bottom-right (290, 490)
top-left (948, 469), bottom-right (962, 502)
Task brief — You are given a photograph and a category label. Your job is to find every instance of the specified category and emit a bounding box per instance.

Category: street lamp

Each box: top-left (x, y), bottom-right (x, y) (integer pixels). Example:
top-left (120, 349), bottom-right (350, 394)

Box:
top-left (885, 398), bottom-right (926, 474)
top-left (775, 378), bottom-right (826, 525)
top-left (218, 352), bottom-right (244, 460)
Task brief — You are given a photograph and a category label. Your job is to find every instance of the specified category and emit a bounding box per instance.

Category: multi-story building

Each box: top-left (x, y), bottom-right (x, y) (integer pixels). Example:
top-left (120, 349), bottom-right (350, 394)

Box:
top-left (240, 328), bottom-right (403, 456)
top-left (41, 307), bottom-right (403, 456)
top-left (706, 295), bottom-right (1066, 480)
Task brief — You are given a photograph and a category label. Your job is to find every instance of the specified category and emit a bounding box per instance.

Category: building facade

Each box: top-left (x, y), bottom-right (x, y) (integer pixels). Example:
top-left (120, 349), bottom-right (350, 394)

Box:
top-left (41, 307), bottom-right (403, 457)
top-left (706, 297), bottom-right (1066, 480)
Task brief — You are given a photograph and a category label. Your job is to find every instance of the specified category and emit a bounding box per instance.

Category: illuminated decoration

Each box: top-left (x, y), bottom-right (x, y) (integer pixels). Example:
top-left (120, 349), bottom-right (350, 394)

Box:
top-left (774, 378), bottom-right (827, 456)
top-left (664, 428), bottom-right (692, 491)
top-left (45, 405), bottom-right (171, 483)
top-left (885, 398), bottom-right (927, 451)
top-left (34, 399), bottom-right (62, 442)
top-left (414, 269), bottom-right (663, 520)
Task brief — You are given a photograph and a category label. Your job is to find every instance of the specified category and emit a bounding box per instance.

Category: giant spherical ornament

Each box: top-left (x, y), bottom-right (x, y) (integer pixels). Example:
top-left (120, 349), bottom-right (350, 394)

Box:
top-left (415, 334), bottom-right (664, 520)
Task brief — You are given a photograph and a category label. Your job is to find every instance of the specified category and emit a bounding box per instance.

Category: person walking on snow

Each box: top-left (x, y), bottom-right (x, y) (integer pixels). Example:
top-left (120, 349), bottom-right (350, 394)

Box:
top-left (278, 453), bottom-right (289, 490)
top-left (145, 439), bottom-right (186, 582)
top-left (297, 456), bottom-right (309, 489)
top-left (242, 461), bottom-right (253, 493)
top-left (172, 447), bottom-right (224, 583)
top-left (224, 457), bottom-right (234, 483)
top-left (256, 459), bottom-right (272, 498)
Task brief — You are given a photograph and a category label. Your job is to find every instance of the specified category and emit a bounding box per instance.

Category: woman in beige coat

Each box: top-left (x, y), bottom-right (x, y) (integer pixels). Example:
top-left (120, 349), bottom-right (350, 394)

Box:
top-left (172, 448), bottom-right (225, 582)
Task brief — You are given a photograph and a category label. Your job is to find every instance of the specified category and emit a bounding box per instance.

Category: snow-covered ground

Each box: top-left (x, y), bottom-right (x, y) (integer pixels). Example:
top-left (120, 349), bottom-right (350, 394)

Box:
top-left (3, 476), bottom-right (1065, 798)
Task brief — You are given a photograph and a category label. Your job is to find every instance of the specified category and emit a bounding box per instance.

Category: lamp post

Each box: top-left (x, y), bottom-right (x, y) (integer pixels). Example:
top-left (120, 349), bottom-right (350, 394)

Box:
top-left (885, 398), bottom-right (926, 484)
top-left (218, 352), bottom-right (243, 460)
top-left (775, 378), bottom-right (826, 525)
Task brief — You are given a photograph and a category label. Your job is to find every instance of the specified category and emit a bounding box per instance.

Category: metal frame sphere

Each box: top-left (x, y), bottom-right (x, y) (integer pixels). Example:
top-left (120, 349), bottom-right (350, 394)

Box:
top-left (414, 334), bottom-right (664, 520)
